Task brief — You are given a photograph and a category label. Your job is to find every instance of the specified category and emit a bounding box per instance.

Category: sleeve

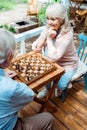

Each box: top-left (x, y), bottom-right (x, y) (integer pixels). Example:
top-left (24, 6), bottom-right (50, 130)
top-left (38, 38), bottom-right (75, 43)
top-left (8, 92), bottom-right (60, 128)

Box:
top-left (32, 27), bottom-right (47, 51)
top-left (47, 32), bottom-right (73, 61)
top-left (11, 81), bottom-right (34, 108)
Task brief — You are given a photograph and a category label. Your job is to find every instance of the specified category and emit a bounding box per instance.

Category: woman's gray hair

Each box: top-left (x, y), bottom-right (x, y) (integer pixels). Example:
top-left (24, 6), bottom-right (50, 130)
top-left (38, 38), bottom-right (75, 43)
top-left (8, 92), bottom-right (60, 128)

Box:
top-left (0, 28), bottom-right (16, 64)
top-left (46, 3), bottom-right (71, 34)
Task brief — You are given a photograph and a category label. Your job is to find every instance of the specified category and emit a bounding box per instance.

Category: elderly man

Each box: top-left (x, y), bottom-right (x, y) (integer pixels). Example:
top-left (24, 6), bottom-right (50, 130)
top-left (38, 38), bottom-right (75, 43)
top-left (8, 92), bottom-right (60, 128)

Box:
top-left (0, 28), bottom-right (54, 130)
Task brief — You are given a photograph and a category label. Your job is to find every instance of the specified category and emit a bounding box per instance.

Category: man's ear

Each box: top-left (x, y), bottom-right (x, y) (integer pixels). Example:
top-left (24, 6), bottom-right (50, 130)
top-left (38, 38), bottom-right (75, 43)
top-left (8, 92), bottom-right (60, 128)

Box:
top-left (6, 51), bottom-right (13, 62)
top-left (0, 51), bottom-right (13, 69)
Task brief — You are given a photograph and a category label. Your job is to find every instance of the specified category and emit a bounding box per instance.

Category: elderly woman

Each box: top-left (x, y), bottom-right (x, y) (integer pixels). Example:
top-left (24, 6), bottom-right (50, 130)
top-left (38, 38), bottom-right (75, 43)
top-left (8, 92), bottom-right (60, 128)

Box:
top-left (32, 3), bottom-right (78, 98)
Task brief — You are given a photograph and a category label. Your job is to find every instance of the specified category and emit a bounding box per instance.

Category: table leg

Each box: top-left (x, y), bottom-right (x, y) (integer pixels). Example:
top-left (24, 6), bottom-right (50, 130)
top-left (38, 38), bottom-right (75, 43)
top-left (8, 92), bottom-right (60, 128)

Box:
top-left (38, 78), bottom-right (58, 113)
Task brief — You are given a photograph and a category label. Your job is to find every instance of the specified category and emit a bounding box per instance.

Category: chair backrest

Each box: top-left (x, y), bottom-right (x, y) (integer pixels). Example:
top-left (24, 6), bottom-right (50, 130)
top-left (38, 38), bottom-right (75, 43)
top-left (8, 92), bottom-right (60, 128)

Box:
top-left (78, 34), bottom-right (87, 65)
top-left (27, 0), bottom-right (38, 16)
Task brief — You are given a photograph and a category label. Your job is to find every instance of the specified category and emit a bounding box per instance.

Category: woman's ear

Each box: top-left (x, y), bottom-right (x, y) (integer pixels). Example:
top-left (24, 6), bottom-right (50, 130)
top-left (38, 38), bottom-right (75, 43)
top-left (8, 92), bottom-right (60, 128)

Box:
top-left (61, 19), bottom-right (65, 25)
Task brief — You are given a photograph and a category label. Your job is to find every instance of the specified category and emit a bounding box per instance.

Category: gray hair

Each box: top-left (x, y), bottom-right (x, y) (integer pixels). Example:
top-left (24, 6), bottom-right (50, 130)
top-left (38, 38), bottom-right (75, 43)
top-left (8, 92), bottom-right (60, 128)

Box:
top-left (46, 3), bottom-right (71, 34)
top-left (0, 28), bottom-right (16, 64)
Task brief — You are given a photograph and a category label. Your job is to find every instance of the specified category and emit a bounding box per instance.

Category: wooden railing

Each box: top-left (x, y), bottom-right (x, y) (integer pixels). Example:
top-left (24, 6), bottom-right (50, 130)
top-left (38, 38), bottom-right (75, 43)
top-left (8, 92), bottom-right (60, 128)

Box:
top-left (15, 26), bottom-right (45, 55)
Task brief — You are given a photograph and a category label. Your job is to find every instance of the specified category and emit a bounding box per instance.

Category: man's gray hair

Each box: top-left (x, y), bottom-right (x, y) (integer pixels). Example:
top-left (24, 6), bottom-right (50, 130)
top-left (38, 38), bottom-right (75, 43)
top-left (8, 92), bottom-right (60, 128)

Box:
top-left (0, 28), bottom-right (16, 64)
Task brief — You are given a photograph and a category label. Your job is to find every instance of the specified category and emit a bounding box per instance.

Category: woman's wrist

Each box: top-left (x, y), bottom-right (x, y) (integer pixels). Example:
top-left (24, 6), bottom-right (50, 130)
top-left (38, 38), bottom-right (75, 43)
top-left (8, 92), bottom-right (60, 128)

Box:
top-left (47, 37), bottom-right (53, 44)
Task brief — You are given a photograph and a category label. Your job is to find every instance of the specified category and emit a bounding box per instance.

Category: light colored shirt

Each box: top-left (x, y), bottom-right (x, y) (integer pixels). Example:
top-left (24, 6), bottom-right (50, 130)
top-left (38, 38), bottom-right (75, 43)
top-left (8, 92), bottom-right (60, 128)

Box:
top-left (32, 27), bottom-right (78, 71)
top-left (0, 69), bottom-right (34, 130)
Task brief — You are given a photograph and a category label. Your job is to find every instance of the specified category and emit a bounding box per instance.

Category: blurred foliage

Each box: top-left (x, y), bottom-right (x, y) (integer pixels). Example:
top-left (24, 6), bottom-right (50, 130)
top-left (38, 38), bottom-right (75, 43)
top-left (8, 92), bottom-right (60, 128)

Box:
top-left (0, 0), bottom-right (28, 11)
top-left (22, 0), bottom-right (28, 3)
top-left (0, 24), bottom-right (16, 33)
top-left (0, 0), bottom-right (16, 11)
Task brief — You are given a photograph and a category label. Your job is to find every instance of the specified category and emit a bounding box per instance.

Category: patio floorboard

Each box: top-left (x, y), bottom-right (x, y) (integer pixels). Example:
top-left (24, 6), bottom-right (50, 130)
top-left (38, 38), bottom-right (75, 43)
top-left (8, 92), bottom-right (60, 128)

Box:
top-left (19, 82), bottom-right (87, 130)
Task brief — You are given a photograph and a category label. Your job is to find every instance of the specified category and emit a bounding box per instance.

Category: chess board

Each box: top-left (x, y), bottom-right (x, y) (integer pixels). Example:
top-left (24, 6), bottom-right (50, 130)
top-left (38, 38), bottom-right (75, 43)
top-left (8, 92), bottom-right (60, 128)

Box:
top-left (9, 52), bottom-right (57, 85)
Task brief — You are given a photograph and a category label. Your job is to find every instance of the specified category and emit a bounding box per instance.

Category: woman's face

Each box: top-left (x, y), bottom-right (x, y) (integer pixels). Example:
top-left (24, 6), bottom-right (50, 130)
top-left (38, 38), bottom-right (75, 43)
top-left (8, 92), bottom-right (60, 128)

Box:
top-left (46, 17), bottom-right (63, 31)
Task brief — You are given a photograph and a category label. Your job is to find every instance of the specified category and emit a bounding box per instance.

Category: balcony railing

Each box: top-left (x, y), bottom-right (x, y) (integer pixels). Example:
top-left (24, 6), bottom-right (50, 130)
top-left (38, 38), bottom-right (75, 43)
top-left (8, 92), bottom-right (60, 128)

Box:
top-left (15, 26), bottom-right (45, 55)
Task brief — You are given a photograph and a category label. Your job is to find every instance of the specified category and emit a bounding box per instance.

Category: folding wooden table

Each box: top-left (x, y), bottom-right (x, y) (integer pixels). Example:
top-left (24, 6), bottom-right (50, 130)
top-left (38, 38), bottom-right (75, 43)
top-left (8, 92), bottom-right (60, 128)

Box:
top-left (10, 51), bottom-right (65, 113)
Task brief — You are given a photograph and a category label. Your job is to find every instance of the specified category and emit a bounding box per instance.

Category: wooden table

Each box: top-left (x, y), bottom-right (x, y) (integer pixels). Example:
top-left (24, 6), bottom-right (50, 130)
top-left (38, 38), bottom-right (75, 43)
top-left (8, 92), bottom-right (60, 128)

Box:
top-left (11, 51), bottom-right (65, 113)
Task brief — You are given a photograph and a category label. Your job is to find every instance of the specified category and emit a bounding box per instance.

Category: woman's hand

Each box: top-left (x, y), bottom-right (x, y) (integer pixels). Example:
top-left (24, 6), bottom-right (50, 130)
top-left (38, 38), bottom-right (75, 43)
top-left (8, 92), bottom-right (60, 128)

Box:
top-left (46, 57), bottom-right (56, 63)
top-left (47, 28), bottom-right (57, 40)
top-left (33, 48), bottom-right (42, 53)
top-left (6, 70), bottom-right (17, 78)
top-left (32, 42), bottom-right (42, 53)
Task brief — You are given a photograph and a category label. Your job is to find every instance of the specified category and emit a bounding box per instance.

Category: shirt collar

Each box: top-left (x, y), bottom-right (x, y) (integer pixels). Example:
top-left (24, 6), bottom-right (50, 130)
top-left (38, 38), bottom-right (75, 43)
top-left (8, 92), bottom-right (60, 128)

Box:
top-left (0, 69), bottom-right (5, 76)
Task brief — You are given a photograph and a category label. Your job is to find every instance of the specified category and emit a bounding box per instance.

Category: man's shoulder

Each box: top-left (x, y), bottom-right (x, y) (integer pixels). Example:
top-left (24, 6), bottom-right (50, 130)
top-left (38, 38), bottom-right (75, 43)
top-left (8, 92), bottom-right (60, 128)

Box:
top-left (0, 76), bottom-right (18, 90)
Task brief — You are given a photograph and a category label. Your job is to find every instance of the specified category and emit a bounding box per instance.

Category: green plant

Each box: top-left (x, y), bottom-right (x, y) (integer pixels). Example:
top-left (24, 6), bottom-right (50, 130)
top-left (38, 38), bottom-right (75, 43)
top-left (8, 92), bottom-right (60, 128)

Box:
top-left (8, 27), bottom-right (16, 33)
top-left (21, 0), bottom-right (28, 3)
top-left (0, 0), bottom-right (16, 11)
top-left (0, 24), bottom-right (16, 33)
top-left (0, 24), bottom-right (9, 29)
top-left (53, 0), bottom-right (61, 2)
top-left (0, 0), bottom-right (28, 11)
top-left (37, 5), bottom-right (47, 25)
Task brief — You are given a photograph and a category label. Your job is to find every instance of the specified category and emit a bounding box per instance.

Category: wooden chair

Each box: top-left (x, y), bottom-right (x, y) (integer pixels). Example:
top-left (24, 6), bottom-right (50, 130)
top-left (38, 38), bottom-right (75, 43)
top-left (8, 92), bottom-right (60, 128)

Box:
top-left (75, 9), bottom-right (87, 32)
top-left (62, 33), bottom-right (87, 102)
top-left (69, 0), bottom-right (85, 18)
top-left (26, 0), bottom-right (38, 17)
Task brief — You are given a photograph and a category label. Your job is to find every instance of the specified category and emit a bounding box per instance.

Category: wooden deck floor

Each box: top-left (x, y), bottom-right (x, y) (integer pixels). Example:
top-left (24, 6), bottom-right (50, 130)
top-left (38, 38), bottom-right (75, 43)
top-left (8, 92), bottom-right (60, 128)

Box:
top-left (18, 82), bottom-right (87, 130)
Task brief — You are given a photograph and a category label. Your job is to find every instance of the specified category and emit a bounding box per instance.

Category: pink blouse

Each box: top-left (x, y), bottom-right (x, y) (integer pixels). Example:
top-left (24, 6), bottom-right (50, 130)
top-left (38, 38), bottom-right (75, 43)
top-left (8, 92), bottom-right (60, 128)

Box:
top-left (32, 27), bottom-right (78, 71)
